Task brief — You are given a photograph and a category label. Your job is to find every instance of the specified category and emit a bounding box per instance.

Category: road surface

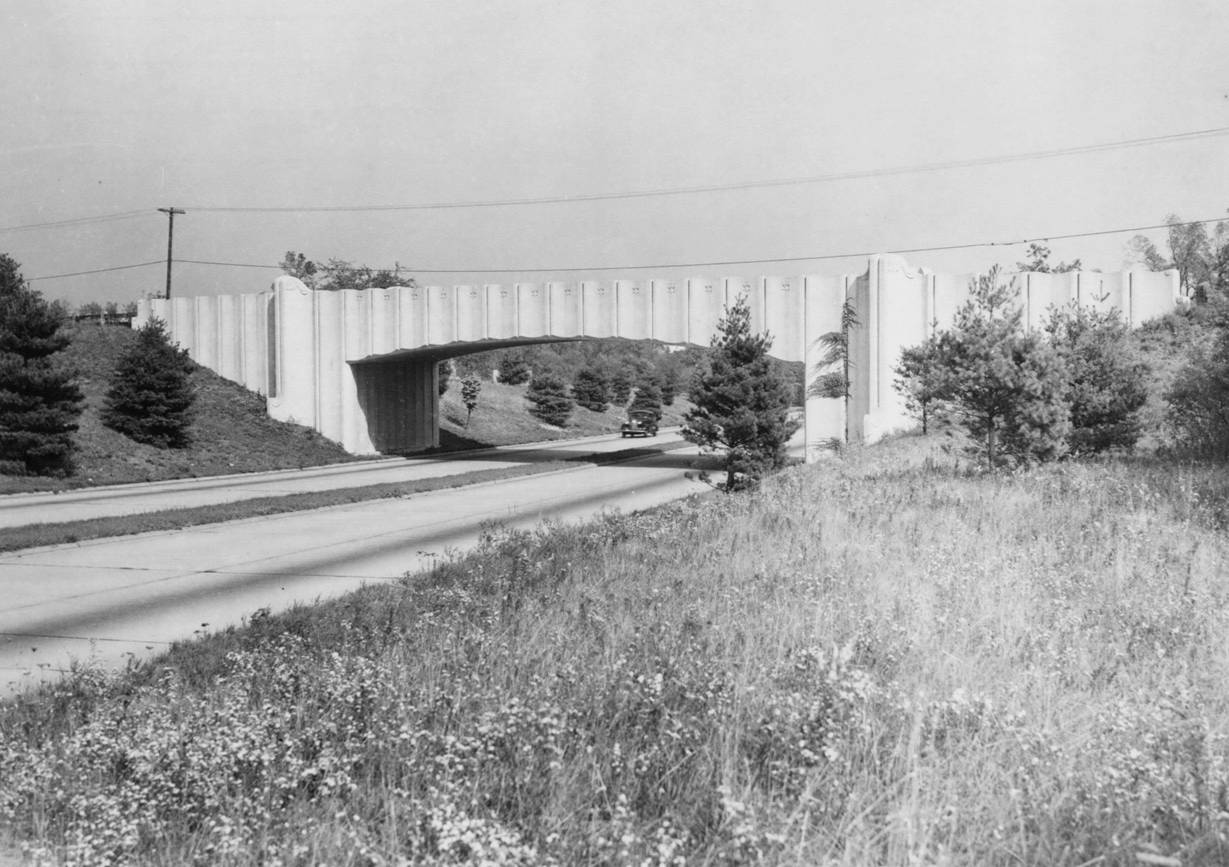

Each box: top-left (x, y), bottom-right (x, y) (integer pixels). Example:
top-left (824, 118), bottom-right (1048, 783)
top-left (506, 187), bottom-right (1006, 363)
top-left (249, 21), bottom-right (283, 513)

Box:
top-left (0, 442), bottom-right (711, 695)
top-left (0, 431), bottom-right (685, 529)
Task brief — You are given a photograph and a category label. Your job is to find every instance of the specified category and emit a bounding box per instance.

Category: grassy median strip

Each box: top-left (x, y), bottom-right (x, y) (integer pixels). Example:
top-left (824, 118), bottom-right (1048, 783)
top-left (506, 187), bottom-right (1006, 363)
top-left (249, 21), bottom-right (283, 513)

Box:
top-left (0, 442), bottom-right (700, 554)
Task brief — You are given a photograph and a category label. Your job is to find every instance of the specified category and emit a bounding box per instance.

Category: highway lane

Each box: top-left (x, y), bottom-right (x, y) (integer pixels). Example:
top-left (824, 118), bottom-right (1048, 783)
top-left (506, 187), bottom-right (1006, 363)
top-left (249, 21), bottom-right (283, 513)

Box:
top-left (0, 444), bottom-right (711, 695)
top-left (0, 431), bottom-right (684, 529)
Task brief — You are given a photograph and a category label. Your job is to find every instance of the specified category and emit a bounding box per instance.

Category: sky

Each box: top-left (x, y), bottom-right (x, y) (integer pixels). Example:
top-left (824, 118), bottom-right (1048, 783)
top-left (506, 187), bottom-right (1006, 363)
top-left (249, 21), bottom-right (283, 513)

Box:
top-left (2, 0), bottom-right (1228, 308)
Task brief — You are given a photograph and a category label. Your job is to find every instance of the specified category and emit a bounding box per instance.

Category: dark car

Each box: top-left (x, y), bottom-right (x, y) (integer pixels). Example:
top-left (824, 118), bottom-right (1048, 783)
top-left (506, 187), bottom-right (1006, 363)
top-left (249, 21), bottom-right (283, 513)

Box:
top-left (620, 409), bottom-right (659, 438)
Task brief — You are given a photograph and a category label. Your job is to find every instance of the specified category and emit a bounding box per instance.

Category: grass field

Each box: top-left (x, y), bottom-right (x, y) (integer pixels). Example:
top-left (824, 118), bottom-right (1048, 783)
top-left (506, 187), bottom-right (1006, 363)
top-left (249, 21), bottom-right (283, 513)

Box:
top-left (4, 434), bottom-right (1229, 865)
top-left (2, 306), bottom-right (1225, 864)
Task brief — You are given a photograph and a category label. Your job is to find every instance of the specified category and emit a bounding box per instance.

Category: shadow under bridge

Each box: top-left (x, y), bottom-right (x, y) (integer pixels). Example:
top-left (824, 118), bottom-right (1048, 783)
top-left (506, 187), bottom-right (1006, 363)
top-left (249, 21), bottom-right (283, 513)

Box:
top-left (350, 336), bottom-right (586, 454)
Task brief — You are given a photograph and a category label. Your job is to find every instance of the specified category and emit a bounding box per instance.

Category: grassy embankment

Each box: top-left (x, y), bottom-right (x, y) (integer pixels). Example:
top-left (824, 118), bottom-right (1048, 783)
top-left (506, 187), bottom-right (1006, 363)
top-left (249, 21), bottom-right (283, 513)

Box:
top-left (0, 324), bottom-right (695, 496)
top-left (3, 308), bottom-right (1225, 863)
top-left (4, 434), bottom-right (1229, 865)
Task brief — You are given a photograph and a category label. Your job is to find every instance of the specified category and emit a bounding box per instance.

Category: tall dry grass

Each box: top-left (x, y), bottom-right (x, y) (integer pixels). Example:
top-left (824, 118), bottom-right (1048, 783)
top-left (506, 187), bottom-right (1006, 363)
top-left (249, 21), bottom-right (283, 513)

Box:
top-left (4, 435), bottom-right (1229, 865)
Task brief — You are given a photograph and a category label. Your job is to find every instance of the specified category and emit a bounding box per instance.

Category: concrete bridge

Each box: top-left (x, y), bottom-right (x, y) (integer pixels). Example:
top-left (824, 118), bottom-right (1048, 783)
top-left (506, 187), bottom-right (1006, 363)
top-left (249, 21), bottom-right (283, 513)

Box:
top-left (134, 255), bottom-right (1179, 462)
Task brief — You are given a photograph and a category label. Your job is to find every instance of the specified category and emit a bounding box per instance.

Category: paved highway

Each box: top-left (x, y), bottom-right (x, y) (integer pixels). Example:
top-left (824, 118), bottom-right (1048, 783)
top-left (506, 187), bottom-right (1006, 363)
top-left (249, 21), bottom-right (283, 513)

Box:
top-left (0, 440), bottom-right (712, 695)
top-left (0, 431), bottom-right (683, 529)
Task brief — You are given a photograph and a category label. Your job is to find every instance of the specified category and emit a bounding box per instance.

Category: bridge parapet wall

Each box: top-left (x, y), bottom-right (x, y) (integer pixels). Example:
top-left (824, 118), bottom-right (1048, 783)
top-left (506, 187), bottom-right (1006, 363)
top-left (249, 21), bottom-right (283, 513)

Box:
top-left (134, 256), bottom-right (1180, 459)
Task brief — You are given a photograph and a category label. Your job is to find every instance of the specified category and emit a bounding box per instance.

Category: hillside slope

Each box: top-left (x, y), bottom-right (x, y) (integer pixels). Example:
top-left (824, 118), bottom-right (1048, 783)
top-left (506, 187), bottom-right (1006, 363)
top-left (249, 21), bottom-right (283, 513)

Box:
top-left (438, 377), bottom-right (693, 449)
top-left (0, 324), bottom-right (360, 494)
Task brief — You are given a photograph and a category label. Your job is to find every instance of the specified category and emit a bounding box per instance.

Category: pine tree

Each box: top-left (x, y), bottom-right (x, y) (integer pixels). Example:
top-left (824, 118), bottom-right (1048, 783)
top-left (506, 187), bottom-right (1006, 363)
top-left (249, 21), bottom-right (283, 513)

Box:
top-left (682, 297), bottom-right (799, 490)
top-left (926, 267), bottom-right (1070, 466)
top-left (609, 369), bottom-right (633, 405)
top-left (628, 379), bottom-right (663, 421)
top-left (102, 318), bottom-right (196, 448)
top-left (0, 254), bottom-right (83, 476)
top-left (498, 351), bottom-right (531, 385)
top-left (810, 297), bottom-right (859, 444)
top-left (525, 374), bottom-right (574, 427)
top-left (571, 367), bottom-right (609, 412)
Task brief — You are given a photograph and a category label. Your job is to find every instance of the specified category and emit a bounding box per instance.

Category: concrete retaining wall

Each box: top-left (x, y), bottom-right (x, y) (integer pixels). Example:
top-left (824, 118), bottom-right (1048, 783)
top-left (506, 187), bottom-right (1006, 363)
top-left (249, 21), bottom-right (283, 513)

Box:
top-left (135, 256), bottom-right (1180, 460)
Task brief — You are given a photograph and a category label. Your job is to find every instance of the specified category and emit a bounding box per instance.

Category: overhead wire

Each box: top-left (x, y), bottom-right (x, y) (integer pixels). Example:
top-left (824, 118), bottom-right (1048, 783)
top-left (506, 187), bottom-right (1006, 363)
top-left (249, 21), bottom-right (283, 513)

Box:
top-left (0, 210), bottom-right (151, 234)
top-left (27, 260), bottom-right (164, 282)
top-left (133, 216), bottom-right (1225, 276)
top-left (182, 126), bottom-right (1229, 213)
top-left (12, 124), bottom-right (1228, 280)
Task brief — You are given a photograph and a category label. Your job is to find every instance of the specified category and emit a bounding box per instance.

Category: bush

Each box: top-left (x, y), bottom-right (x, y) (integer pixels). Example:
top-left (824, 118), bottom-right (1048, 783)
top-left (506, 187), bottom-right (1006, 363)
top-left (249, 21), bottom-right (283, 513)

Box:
top-left (1045, 305), bottom-right (1149, 454)
top-left (1166, 324), bottom-right (1229, 458)
top-left (102, 318), bottom-right (195, 448)
top-left (0, 254), bottom-right (83, 475)
top-left (897, 272), bottom-right (1153, 464)
top-left (571, 367), bottom-right (609, 412)
top-left (525, 374), bottom-right (573, 427)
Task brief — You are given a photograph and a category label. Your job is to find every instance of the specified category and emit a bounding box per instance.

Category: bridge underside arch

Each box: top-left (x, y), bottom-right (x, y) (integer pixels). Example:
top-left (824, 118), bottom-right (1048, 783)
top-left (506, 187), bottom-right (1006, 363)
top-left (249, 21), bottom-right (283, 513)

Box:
top-left (351, 337), bottom-right (594, 454)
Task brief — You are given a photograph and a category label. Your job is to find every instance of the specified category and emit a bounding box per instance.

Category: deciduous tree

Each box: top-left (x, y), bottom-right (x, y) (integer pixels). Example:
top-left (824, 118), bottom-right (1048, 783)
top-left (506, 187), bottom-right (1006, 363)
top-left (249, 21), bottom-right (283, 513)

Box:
top-left (461, 375), bottom-right (481, 428)
top-left (1045, 305), bottom-right (1148, 454)
top-left (1123, 234), bottom-right (1170, 271)
top-left (1166, 317), bottom-right (1229, 458)
top-left (1016, 242), bottom-right (1082, 274)
top-left (894, 336), bottom-right (945, 434)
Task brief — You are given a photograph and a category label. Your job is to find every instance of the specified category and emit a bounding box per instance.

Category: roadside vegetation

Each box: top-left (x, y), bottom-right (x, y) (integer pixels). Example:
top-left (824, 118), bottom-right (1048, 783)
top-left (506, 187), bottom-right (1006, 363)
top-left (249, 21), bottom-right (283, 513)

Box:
top-left (5, 436), bottom-right (1229, 865)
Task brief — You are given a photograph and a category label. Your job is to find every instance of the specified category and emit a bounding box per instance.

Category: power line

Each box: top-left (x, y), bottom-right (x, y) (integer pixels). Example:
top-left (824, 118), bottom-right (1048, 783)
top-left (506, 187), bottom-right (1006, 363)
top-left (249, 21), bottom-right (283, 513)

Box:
top-left (5, 126), bottom-right (1225, 236)
top-left (180, 258), bottom-right (281, 270)
top-left (0, 210), bottom-right (151, 234)
top-left (190, 216), bottom-right (1229, 273)
top-left (27, 216), bottom-right (1224, 282)
top-left (27, 260), bottom-right (163, 282)
top-left (184, 127), bottom-right (1229, 214)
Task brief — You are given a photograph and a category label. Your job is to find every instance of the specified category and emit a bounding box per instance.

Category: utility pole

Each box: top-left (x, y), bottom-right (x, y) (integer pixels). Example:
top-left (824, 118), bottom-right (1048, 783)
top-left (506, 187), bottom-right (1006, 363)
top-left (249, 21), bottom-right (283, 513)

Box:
top-left (157, 207), bottom-right (186, 299)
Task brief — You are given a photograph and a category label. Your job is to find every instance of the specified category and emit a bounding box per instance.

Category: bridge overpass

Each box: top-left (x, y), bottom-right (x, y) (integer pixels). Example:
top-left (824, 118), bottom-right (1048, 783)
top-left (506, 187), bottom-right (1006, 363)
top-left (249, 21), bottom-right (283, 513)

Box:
top-left (135, 255), bottom-right (1179, 462)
